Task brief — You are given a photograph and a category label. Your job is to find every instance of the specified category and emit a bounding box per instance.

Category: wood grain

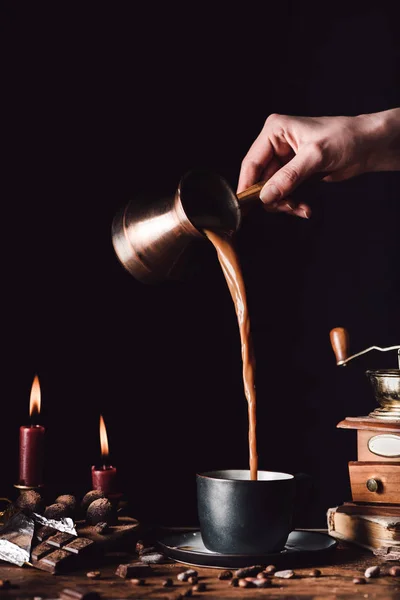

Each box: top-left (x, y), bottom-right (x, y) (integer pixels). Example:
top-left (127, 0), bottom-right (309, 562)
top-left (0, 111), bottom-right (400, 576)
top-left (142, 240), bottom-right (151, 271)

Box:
top-left (2, 536), bottom-right (400, 598)
top-left (349, 461), bottom-right (400, 503)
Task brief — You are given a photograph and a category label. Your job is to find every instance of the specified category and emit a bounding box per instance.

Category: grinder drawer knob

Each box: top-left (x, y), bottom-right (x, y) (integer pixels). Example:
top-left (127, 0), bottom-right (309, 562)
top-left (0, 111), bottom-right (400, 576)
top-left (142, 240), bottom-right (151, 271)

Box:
top-left (366, 478), bottom-right (381, 493)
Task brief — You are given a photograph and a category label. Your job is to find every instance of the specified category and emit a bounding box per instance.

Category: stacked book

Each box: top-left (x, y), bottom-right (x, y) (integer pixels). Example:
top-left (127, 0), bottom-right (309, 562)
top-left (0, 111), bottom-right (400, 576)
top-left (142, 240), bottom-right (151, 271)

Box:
top-left (327, 503), bottom-right (400, 559)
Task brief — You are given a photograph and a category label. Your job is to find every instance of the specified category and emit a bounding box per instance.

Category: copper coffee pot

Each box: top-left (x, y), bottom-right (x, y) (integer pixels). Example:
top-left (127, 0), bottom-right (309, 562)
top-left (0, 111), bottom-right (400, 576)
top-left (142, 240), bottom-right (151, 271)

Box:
top-left (111, 169), bottom-right (264, 283)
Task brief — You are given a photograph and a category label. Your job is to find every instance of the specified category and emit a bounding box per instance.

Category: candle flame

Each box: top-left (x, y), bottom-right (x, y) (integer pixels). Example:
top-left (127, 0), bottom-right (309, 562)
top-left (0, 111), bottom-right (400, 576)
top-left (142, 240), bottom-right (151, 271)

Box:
top-left (99, 414), bottom-right (109, 458)
top-left (29, 375), bottom-right (41, 417)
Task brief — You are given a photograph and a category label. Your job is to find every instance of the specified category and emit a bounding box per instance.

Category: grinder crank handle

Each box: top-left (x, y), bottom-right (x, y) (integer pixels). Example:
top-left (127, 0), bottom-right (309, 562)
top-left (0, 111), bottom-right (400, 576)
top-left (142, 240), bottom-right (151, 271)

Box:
top-left (330, 327), bottom-right (400, 367)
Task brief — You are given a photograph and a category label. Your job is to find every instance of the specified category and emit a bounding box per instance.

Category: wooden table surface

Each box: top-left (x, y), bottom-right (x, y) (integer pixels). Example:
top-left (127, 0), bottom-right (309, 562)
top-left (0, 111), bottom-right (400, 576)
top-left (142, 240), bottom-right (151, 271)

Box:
top-left (1, 531), bottom-right (400, 599)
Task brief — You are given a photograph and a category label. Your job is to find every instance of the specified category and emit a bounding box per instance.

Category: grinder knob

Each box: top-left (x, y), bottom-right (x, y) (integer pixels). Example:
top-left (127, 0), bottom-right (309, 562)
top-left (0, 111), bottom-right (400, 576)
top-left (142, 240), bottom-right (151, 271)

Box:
top-left (330, 327), bottom-right (350, 366)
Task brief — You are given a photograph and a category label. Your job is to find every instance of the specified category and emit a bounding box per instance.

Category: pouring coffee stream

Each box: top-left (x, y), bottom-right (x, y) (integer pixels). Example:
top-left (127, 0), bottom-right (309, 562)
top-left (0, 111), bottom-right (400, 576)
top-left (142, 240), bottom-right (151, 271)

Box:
top-left (112, 170), bottom-right (264, 480)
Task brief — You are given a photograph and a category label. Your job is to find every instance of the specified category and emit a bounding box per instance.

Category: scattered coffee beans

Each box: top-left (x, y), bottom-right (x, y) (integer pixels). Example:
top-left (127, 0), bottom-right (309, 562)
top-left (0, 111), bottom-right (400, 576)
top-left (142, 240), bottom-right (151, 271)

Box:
top-left (162, 578), bottom-right (173, 587)
top-left (353, 577), bottom-right (366, 584)
top-left (389, 566), bottom-right (400, 577)
top-left (187, 575), bottom-right (198, 584)
top-left (253, 577), bottom-right (272, 588)
top-left (229, 577), bottom-right (239, 586)
top-left (364, 565), bottom-right (380, 578)
top-left (309, 568), bottom-right (321, 577)
top-left (235, 565), bottom-right (264, 578)
top-left (218, 569), bottom-right (233, 580)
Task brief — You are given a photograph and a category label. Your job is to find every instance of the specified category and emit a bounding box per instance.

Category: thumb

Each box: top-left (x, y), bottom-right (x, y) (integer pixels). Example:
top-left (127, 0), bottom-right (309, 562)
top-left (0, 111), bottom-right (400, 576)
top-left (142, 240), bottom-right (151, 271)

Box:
top-left (259, 146), bottom-right (321, 205)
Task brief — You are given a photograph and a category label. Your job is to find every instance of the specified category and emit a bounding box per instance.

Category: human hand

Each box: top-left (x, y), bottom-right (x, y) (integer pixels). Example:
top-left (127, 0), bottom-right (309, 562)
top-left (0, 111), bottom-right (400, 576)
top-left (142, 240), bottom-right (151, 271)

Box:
top-left (237, 111), bottom-right (399, 218)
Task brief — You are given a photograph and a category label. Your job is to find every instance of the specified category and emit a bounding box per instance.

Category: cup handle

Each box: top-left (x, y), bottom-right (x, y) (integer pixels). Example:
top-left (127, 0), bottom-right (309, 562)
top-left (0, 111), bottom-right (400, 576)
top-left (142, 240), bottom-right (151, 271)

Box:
top-left (293, 472), bottom-right (314, 528)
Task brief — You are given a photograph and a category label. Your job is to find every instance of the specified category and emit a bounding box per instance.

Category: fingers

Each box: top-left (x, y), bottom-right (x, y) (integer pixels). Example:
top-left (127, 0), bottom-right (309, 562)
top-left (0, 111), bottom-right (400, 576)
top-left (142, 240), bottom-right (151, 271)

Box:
top-left (237, 133), bottom-right (275, 193)
top-left (259, 145), bottom-right (322, 206)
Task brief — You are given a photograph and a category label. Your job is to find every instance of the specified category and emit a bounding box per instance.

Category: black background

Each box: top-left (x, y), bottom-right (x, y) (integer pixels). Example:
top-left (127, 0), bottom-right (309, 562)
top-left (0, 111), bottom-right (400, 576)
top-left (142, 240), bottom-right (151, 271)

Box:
top-left (2, 2), bottom-right (399, 528)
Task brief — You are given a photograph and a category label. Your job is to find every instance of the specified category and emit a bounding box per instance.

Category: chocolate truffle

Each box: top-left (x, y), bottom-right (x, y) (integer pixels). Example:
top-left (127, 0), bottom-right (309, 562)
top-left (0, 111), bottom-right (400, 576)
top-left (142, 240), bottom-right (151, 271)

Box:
top-left (86, 498), bottom-right (113, 525)
top-left (55, 495), bottom-right (77, 516)
top-left (81, 490), bottom-right (105, 513)
top-left (44, 503), bottom-right (70, 520)
top-left (15, 490), bottom-right (44, 514)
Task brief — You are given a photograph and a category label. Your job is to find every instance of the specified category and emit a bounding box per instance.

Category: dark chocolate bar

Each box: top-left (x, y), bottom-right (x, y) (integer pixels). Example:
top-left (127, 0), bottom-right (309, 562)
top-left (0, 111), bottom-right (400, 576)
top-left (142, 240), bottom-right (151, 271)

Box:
top-left (31, 541), bottom-right (54, 562)
top-left (63, 537), bottom-right (94, 555)
top-left (35, 548), bottom-right (75, 574)
top-left (35, 525), bottom-right (57, 542)
top-left (47, 531), bottom-right (76, 548)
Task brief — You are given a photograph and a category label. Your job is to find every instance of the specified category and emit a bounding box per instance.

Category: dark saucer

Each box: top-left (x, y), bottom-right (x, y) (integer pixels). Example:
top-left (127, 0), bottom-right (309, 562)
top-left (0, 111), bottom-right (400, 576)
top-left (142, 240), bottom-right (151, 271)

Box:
top-left (156, 529), bottom-right (337, 569)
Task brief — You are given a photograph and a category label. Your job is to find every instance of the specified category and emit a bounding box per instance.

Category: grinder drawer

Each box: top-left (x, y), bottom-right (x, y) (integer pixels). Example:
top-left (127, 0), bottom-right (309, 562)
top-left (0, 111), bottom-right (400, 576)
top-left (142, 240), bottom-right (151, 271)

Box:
top-left (349, 461), bottom-right (400, 504)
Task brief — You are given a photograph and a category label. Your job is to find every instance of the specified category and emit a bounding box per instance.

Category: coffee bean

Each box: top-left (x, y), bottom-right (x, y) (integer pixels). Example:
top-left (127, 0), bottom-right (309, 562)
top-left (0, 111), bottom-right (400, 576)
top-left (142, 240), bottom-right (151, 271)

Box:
top-left (308, 568), bottom-right (321, 577)
top-left (0, 580), bottom-right (11, 590)
top-left (86, 571), bottom-right (101, 579)
top-left (389, 566), bottom-right (400, 577)
top-left (218, 569), bottom-right (233, 580)
top-left (235, 565), bottom-right (264, 578)
top-left (264, 564), bottom-right (277, 574)
top-left (177, 569), bottom-right (198, 582)
top-left (229, 577), bottom-right (239, 587)
top-left (94, 521), bottom-right (108, 534)
top-left (238, 578), bottom-right (254, 588)
top-left (253, 577), bottom-right (272, 588)
top-left (187, 575), bottom-right (198, 584)
top-left (275, 569), bottom-right (295, 579)
top-left (130, 578), bottom-right (145, 585)
top-left (162, 578), bottom-right (173, 587)
top-left (192, 582), bottom-right (206, 591)
top-left (364, 565), bottom-right (380, 578)
top-left (353, 577), bottom-right (366, 584)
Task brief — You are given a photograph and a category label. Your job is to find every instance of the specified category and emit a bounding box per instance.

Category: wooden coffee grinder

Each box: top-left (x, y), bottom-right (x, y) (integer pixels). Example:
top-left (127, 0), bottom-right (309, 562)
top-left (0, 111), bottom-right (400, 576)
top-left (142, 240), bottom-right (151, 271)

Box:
top-left (330, 328), bottom-right (400, 509)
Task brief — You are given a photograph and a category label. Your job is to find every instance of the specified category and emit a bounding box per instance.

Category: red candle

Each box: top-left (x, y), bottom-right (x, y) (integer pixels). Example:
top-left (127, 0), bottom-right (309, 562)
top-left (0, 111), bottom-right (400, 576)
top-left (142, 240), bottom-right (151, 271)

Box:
top-left (19, 375), bottom-right (45, 488)
top-left (91, 414), bottom-right (118, 496)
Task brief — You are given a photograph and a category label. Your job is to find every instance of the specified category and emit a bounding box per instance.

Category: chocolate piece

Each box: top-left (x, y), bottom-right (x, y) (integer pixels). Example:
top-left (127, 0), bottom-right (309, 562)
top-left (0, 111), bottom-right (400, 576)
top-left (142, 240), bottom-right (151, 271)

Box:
top-left (35, 549), bottom-right (75, 573)
top-left (81, 490), bottom-right (105, 513)
top-left (86, 498), bottom-right (113, 525)
top-left (140, 551), bottom-right (168, 564)
top-left (64, 537), bottom-right (94, 555)
top-left (115, 561), bottom-right (152, 578)
top-left (47, 532), bottom-right (76, 548)
top-left (59, 590), bottom-right (101, 600)
top-left (44, 503), bottom-right (70, 520)
top-left (15, 490), bottom-right (44, 514)
top-left (31, 542), bottom-right (54, 562)
top-left (35, 525), bottom-right (57, 542)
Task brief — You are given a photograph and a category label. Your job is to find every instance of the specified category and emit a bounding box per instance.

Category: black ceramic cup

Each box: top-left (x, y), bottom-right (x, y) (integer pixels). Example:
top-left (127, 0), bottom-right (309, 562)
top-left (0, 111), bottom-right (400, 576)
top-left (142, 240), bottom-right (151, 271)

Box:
top-left (196, 469), bottom-right (296, 554)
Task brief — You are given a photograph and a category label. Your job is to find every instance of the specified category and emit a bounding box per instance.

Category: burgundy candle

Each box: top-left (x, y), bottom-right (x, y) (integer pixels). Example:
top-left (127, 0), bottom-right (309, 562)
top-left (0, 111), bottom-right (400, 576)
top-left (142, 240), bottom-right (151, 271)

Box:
top-left (91, 414), bottom-right (118, 496)
top-left (19, 375), bottom-right (45, 488)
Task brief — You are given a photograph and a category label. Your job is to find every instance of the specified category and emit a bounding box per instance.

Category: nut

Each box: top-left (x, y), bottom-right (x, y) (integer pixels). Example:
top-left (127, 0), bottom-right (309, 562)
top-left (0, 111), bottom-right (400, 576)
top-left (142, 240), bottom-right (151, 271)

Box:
top-left (389, 566), bottom-right (400, 577)
top-left (308, 568), bottom-right (321, 577)
top-left (364, 565), bottom-right (380, 578)
top-left (274, 569), bottom-right (295, 579)
top-left (353, 577), bottom-right (366, 584)
top-left (218, 569), bottom-right (233, 580)
top-left (86, 571), bottom-right (101, 579)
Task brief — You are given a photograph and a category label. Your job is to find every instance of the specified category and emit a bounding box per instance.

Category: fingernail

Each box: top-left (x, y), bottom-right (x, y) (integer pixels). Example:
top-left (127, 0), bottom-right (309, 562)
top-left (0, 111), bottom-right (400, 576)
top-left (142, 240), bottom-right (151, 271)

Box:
top-left (302, 209), bottom-right (309, 219)
top-left (285, 203), bottom-right (295, 212)
top-left (260, 184), bottom-right (280, 204)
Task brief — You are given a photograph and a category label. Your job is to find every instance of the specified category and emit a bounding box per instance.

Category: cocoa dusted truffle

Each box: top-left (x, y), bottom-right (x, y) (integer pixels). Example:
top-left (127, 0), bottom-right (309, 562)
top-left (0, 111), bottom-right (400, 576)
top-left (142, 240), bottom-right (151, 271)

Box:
top-left (44, 503), bottom-right (70, 520)
top-left (81, 490), bottom-right (105, 513)
top-left (86, 498), bottom-right (113, 525)
top-left (15, 490), bottom-right (44, 514)
top-left (55, 495), bottom-right (77, 516)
